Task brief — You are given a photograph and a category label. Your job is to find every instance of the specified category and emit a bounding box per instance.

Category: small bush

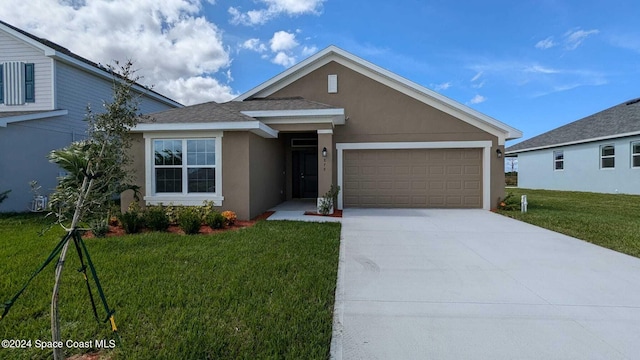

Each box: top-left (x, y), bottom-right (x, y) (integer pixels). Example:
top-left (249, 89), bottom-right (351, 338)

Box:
top-left (119, 210), bottom-right (143, 234)
top-left (205, 211), bottom-right (226, 229)
top-left (144, 206), bottom-right (170, 231)
top-left (90, 219), bottom-right (109, 238)
top-left (178, 207), bottom-right (202, 235)
top-left (498, 192), bottom-right (520, 211)
top-left (221, 210), bottom-right (237, 226)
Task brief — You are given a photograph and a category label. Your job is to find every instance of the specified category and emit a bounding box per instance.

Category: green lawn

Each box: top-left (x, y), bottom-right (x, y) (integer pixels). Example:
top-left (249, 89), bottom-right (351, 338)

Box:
top-left (499, 188), bottom-right (640, 258)
top-left (0, 214), bottom-right (341, 359)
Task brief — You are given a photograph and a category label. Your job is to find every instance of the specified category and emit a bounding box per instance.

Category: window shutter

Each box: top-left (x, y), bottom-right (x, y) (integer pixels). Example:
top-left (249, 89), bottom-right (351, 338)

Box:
top-left (24, 63), bottom-right (35, 103)
top-left (0, 64), bottom-right (4, 104)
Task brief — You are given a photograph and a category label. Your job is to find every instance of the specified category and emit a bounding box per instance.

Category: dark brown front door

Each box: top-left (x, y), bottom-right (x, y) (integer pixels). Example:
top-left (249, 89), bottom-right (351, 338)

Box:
top-left (292, 149), bottom-right (318, 198)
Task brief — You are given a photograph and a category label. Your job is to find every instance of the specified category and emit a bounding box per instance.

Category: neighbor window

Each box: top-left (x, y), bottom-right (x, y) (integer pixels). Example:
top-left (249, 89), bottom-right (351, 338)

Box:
top-left (600, 145), bottom-right (615, 169)
top-left (632, 141), bottom-right (640, 168)
top-left (153, 139), bottom-right (216, 194)
top-left (553, 150), bottom-right (564, 170)
top-left (0, 62), bottom-right (35, 105)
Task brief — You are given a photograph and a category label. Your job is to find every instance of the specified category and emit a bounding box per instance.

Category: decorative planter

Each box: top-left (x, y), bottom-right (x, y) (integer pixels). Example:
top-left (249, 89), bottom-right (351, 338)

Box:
top-left (317, 198), bottom-right (334, 215)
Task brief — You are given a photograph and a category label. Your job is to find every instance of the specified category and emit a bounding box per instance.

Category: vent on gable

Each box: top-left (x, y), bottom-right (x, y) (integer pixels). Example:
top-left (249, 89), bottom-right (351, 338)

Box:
top-left (328, 74), bottom-right (338, 94)
top-left (3, 62), bottom-right (25, 106)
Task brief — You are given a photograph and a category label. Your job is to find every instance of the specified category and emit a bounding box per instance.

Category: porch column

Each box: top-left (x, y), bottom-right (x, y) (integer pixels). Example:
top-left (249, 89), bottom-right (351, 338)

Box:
top-left (317, 129), bottom-right (334, 197)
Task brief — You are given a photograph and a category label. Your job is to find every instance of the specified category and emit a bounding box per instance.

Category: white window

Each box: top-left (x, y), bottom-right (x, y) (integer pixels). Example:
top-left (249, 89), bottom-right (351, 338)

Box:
top-left (145, 133), bottom-right (223, 206)
top-left (600, 145), bottom-right (615, 169)
top-left (553, 150), bottom-right (564, 170)
top-left (632, 141), bottom-right (640, 168)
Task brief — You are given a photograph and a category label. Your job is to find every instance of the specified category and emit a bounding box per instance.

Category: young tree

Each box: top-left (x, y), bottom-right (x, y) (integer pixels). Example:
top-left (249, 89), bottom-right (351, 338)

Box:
top-left (47, 61), bottom-right (142, 360)
top-left (0, 188), bottom-right (9, 206)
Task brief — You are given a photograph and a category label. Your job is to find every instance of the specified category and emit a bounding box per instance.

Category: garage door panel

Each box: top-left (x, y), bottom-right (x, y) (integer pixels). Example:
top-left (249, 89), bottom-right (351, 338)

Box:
top-left (344, 148), bottom-right (482, 208)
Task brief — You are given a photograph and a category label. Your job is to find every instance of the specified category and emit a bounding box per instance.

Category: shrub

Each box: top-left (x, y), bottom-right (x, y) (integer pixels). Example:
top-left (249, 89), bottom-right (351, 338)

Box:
top-left (119, 210), bottom-right (143, 234)
top-left (221, 210), bottom-right (237, 226)
top-left (498, 192), bottom-right (520, 211)
top-left (90, 219), bottom-right (109, 238)
top-left (178, 207), bottom-right (202, 235)
top-left (144, 206), bottom-right (170, 231)
top-left (319, 185), bottom-right (340, 215)
top-left (205, 211), bottom-right (226, 229)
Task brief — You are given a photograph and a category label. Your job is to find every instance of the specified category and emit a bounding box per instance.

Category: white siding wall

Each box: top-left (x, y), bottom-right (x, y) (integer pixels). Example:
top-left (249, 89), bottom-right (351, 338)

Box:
top-left (518, 135), bottom-right (640, 195)
top-left (0, 31), bottom-right (54, 111)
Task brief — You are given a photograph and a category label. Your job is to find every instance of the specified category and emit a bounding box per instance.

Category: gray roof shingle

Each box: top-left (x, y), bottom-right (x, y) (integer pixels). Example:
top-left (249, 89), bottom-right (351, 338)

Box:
top-left (142, 97), bottom-right (338, 124)
top-left (507, 98), bottom-right (640, 153)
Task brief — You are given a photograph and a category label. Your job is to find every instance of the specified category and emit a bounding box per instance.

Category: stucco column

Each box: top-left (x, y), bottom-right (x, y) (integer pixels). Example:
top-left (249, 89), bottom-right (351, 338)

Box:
top-left (317, 129), bottom-right (334, 197)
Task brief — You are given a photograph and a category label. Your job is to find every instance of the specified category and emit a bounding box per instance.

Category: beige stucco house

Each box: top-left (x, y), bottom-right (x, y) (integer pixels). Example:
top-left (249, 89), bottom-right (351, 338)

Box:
top-left (123, 46), bottom-right (522, 220)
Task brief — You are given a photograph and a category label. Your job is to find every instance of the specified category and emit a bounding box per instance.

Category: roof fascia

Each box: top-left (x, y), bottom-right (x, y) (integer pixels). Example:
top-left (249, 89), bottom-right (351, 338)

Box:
top-left (235, 46), bottom-right (522, 144)
top-left (506, 130), bottom-right (640, 154)
top-left (0, 110), bottom-right (69, 127)
top-left (131, 121), bottom-right (278, 139)
top-left (0, 22), bottom-right (55, 55)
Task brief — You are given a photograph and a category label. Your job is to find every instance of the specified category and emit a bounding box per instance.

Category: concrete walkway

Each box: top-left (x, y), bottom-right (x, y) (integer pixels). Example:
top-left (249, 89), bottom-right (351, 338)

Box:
top-left (331, 209), bottom-right (640, 360)
top-left (267, 199), bottom-right (341, 222)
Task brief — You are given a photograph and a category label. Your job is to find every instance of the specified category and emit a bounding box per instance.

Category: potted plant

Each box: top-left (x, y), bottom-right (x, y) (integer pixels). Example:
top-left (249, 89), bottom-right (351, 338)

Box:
top-left (317, 185), bottom-right (340, 215)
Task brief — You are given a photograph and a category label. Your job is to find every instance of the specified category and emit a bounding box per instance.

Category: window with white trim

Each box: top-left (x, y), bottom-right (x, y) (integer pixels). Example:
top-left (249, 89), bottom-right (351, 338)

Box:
top-left (553, 150), bottom-right (564, 170)
top-left (153, 138), bottom-right (217, 194)
top-left (0, 62), bottom-right (35, 105)
top-left (632, 141), bottom-right (640, 168)
top-left (600, 144), bottom-right (615, 169)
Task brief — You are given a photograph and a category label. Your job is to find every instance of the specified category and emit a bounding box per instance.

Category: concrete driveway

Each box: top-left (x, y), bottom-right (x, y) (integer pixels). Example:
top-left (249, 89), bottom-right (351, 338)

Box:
top-left (331, 209), bottom-right (640, 360)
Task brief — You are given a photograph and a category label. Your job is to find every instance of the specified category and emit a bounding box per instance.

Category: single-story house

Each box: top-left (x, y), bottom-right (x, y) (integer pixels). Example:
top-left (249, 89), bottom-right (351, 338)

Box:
top-left (506, 98), bottom-right (640, 194)
top-left (0, 20), bottom-right (182, 212)
top-left (124, 46), bottom-right (522, 220)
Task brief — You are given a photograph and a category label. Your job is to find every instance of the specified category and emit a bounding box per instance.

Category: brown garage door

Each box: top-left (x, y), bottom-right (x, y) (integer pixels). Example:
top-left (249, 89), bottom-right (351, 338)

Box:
top-left (343, 148), bottom-right (482, 208)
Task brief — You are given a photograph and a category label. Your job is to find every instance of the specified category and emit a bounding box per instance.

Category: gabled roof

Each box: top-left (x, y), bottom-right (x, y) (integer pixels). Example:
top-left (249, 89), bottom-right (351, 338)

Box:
top-left (142, 101), bottom-right (254, 124)
top-left (0, 19), bottom-right (182, 108)
top-left (235, 45), bottom-right (522, 144)
top-left (507, 98), bottom-right (640, 154)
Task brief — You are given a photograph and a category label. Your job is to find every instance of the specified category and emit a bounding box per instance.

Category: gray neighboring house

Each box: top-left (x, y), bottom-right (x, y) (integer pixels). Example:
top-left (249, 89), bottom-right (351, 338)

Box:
top-left (0, 20), bottom-right (182, 212)
top-left (506, 98), bottom-right (640, 194)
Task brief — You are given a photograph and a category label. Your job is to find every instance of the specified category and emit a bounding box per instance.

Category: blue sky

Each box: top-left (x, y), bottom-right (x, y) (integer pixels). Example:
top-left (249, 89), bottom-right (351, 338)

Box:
top-left (1, 0), bottom-right (639, 145)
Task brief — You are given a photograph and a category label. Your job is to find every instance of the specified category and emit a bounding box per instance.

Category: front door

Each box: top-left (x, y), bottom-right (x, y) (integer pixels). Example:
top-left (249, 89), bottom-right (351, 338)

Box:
top-left (292, 149), bottom-right (318, 198)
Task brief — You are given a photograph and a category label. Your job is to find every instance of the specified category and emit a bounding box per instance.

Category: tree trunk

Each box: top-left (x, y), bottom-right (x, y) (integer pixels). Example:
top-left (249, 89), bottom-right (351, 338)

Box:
top-left (51, 239), bottom-right (71, 360)
top-left (51, 175), bottom-right (93, 360)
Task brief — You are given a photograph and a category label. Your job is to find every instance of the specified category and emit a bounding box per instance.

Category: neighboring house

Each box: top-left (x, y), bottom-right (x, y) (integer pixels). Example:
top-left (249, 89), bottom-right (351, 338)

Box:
top-left (124, 46), bottom-right (522, 220)
top-left (506, 98), bottom-right (640, 194)
top-left (0, 20), bottom-right (182, 212)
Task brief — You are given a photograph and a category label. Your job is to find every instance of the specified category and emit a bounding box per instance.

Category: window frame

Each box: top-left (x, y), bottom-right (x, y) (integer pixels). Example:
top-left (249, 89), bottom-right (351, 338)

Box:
top-left (632, 141), bottom-right (640, 169)
top-left (553, 150), bottom-right (564, 171)
top-left (144, 132), bottom-right (224, 206)
top-left (600, 144), bottom-right (615, 169)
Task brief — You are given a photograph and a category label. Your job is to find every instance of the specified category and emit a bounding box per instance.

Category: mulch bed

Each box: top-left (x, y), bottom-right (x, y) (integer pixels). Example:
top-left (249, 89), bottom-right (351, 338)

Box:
top-left (85, 211), bottom-right (275, 238)
top-left (303, 209), bottom-right (343, 218)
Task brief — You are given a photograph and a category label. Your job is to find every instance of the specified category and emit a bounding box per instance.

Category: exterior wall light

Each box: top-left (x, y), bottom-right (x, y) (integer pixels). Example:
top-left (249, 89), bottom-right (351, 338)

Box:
top-left (496, 149), bottom-right (503, 158)
top-left (322, 147), bottom-right (328, 158)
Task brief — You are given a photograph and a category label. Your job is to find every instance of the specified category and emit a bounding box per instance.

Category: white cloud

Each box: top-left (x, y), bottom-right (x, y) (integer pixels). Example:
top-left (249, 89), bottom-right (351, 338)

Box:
top-left (469, 95), bottom-right (487, 104)
top-left (564, 28), bottom-right (599, 50)
top-left (0, 0), bottom-right (234, 104)
top-left (301, 45), bottom-right (318, 56)
top-left (471, 71), bottom-right (483, 82)
top-left (272, 51), bottom-right (297, 67)
top-left (270, 31), bottom-right (299, 52)
top-left (242, 38), bottom-right (267, 53)
top-left (535, 36), bottom-right (556, 49)
top-left (524, 65), bottom-right (560, 74)
top-left (229, 0), bottom-right (325, 26)
top-left (432, 82), bottom-right (451, 91)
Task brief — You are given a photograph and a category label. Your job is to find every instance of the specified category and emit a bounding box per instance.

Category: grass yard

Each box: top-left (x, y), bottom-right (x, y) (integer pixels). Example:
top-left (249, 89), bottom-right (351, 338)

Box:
top-left (0, 214), bottom-right (341, 359)
top-left (499, 188), bottom-right (640, 258)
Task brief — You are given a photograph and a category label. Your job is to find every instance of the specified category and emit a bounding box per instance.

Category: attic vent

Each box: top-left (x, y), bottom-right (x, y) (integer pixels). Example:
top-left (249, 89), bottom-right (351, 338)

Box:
top-left (328, 74), bottom-right (338, 93)
top-left (3, 62), bottom-right (26, 105)
top-left (625, 98), bottom-right (640, 106)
